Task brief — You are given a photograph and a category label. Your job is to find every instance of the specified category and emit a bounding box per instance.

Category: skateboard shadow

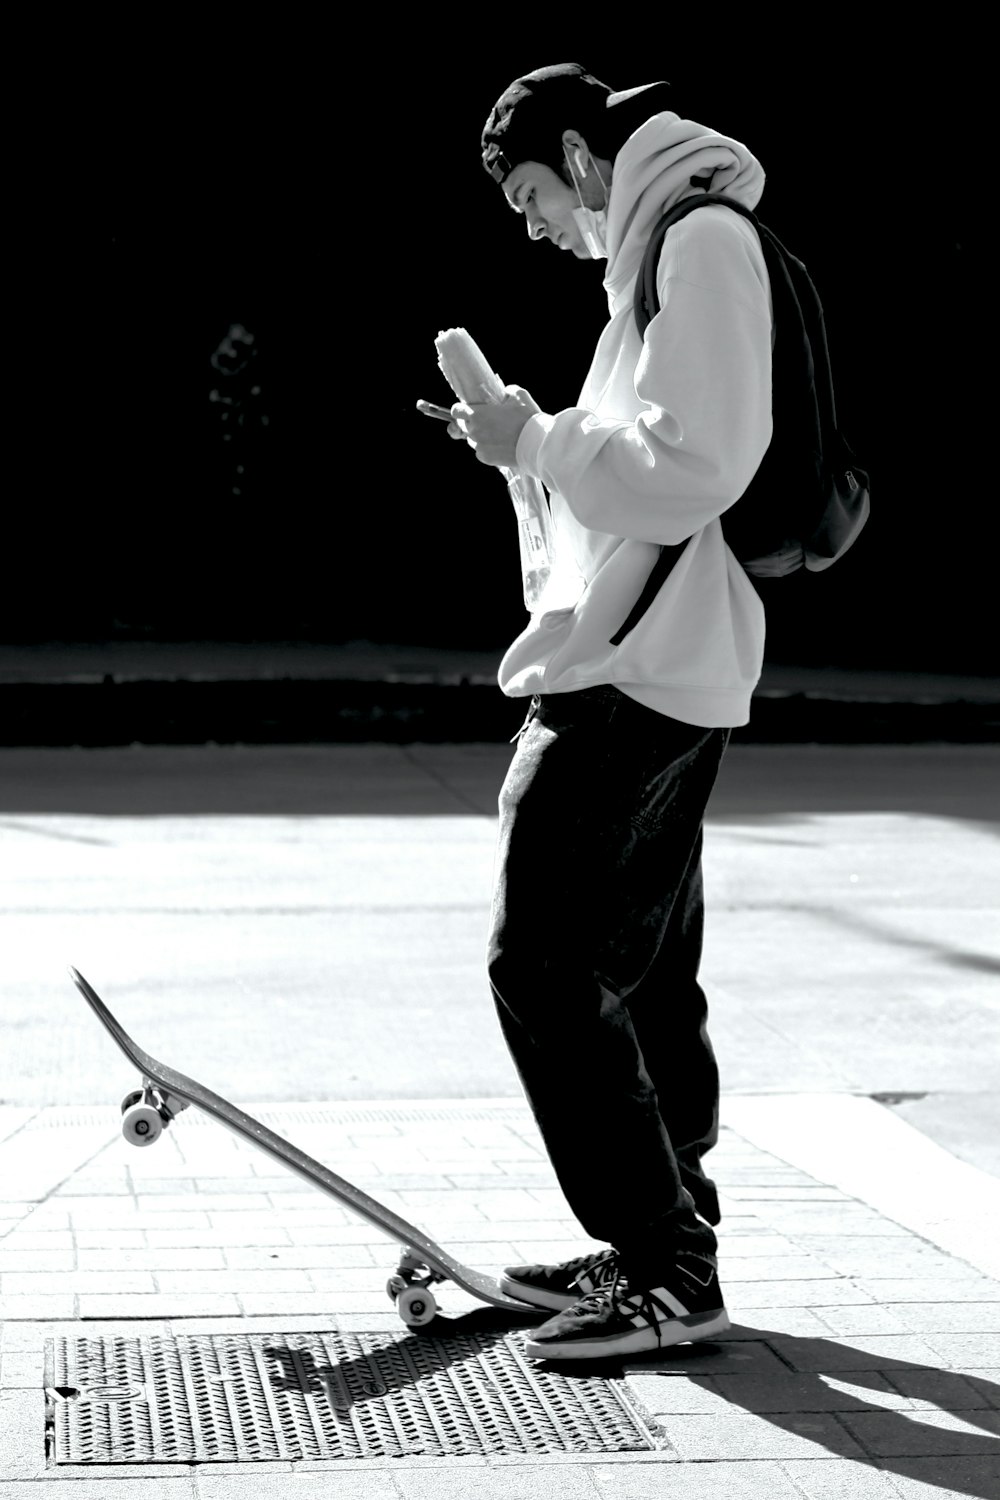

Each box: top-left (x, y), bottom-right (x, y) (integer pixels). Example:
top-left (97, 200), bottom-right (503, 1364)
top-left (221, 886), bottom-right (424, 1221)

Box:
top-left (264, 1311), bottom-right (545, 1421)
top-left (533, 1324), bottom-right (1000, 1499)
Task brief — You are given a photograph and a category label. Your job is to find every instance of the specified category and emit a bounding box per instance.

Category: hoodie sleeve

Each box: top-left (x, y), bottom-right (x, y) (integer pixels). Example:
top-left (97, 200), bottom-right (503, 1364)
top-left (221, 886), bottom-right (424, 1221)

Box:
top-left (514, 210), bottom-right (773, 544)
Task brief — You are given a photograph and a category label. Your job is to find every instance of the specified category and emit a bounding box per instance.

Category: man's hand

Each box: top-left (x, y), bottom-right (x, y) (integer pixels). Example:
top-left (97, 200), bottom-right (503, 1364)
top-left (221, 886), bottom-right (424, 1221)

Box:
top-left (741, 540), bottom-right (806, 578)
top-left (451, 385), bottom-right (541, 469)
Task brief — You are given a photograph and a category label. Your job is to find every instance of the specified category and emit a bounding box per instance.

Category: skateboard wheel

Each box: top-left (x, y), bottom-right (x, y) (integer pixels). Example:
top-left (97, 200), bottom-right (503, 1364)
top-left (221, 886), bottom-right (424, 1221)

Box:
top-left (386, 1274), bottom-right (407, 1303)
top-left (397, 1286), bottom-right (437, 1327)
top-left (121, 1091), bottom-right (144, 1114)
top-left (121, 1102), bottom-right (163, 1147)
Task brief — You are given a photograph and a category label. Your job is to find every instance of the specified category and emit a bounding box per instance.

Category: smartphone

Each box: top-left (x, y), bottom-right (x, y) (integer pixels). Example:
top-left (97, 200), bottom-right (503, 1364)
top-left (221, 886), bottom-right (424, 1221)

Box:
top-left (416, 400), bottom-right (454, 421)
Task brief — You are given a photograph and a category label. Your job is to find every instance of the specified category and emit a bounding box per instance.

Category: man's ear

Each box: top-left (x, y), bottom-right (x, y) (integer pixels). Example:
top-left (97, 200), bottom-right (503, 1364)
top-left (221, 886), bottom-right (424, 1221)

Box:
top-left (561, 129), bottom-right (589, 173)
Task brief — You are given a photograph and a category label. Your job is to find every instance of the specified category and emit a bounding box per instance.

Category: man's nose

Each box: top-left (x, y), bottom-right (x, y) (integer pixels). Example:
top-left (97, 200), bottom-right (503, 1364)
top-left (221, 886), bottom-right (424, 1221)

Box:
top-left (525, 209), bottom-right (546, 242)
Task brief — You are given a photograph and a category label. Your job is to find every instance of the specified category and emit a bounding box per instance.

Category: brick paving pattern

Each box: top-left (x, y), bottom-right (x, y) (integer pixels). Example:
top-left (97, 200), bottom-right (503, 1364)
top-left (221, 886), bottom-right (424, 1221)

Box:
top-left (1, 1101), bottom-right (998, 1497)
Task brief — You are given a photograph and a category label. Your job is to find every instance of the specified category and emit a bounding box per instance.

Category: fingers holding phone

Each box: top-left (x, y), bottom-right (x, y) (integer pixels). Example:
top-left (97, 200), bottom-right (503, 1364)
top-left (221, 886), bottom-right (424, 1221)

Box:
top-left (416, 399), bottom-right (465, 440)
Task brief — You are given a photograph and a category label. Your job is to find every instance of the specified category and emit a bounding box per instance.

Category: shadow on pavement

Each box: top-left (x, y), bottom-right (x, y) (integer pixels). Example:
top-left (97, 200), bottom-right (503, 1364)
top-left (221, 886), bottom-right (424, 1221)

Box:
top-left (771, 902), bottom-right (1000, 979)
top-left (708, 745), bottom-right (1000, 834)
top-left (265, 1317), bottom-right (1000, 1494)
top-left (0, 741), bottom-right (997, 825)
top-left (610, 1326), bottom-right (999, 1498)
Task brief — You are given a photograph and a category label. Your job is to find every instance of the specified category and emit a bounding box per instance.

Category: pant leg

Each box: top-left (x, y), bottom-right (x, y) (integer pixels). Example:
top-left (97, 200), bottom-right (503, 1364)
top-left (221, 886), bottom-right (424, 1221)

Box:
top-left (487, 687), bottom-right (728, 1274)
top-left (625, 828), bottom-right (722, 1228)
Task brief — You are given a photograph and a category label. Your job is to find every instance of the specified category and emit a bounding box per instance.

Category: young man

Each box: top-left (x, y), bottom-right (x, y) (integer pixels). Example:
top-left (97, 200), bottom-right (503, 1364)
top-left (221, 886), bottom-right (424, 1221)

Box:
top-left (421, 63), bottom-right (772, 1362)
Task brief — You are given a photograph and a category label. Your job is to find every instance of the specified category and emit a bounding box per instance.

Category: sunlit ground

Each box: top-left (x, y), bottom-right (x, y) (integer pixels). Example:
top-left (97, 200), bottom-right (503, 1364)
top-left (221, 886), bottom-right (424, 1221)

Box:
top-left (0, 743), bottom-right (996, 1175)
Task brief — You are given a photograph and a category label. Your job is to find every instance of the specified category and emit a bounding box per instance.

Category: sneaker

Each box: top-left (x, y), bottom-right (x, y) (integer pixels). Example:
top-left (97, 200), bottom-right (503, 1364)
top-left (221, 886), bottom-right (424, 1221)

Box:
top-left (500, 1247), bottom-right (620, 1312)
top-left (524, 1259), bottom-right (730, 1361)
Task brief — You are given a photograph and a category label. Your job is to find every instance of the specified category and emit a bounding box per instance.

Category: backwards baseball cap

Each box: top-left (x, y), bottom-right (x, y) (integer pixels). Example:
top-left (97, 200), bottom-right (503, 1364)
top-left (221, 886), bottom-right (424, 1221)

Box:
top-left (481, 62), bottom-right (673, 184)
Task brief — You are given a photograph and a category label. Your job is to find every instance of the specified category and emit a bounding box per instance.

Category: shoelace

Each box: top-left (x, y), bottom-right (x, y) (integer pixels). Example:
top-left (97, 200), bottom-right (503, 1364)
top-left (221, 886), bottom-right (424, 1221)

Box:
top-left (568, 1270), bottom-right (677, 1345)
top-left (568, 1247), bottom-right (618, 1290)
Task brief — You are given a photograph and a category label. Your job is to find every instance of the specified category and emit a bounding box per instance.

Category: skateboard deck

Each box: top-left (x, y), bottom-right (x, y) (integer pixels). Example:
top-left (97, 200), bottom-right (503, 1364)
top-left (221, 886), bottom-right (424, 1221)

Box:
top-left (70, 966), bottom-right (537, 1326)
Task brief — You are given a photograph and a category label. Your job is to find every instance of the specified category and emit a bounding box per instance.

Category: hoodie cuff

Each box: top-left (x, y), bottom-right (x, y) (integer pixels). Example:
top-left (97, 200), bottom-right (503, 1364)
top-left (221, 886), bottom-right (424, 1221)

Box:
top-left (515, 412), bottom-right (555, 479)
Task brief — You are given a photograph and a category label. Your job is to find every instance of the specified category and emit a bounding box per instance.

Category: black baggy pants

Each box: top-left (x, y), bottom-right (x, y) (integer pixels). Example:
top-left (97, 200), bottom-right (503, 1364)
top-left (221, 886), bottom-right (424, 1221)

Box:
top-left (486, 685), bottom-right (730, 1283)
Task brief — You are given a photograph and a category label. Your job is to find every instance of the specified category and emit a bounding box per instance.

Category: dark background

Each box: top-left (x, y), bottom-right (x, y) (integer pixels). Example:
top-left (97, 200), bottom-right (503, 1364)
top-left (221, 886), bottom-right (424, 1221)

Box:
top-left (8, 24), bottom-right (993, 676)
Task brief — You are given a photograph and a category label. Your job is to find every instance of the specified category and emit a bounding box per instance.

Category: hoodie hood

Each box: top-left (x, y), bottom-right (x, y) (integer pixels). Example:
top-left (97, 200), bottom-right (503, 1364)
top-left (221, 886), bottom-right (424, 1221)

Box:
top-left (602, 108), bottom-right (766, 312)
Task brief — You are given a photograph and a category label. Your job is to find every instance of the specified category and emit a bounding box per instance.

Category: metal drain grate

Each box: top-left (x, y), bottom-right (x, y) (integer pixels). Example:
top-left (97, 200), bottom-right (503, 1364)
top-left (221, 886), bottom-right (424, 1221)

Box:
top-left (47, 1330), bottom-right (656, 1463)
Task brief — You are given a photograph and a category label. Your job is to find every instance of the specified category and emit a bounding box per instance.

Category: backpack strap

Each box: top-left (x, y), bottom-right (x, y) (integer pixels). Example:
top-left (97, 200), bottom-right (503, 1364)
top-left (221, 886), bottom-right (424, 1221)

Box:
top-left (610, 195), bottom-right (763, 647)
top-left (634, 192), bottom-right (762, 338)
top-left (608, 538), bottom-right (689, 645)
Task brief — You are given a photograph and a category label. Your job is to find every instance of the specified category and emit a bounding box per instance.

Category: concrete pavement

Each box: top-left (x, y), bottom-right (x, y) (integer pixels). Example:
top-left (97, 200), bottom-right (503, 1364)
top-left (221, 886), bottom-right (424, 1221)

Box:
top-left (0, 736), bottom-right (998, 1494)
top-left (1, 1094), bottom-right (999, 1496)
top-left (1, 741), bottom-right (997, 1170)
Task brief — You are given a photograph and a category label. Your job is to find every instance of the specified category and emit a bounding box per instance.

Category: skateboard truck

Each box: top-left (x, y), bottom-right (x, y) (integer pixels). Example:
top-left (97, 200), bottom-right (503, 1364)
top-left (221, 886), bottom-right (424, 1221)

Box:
top-left (120, 1081), bottom-right (190, 1147)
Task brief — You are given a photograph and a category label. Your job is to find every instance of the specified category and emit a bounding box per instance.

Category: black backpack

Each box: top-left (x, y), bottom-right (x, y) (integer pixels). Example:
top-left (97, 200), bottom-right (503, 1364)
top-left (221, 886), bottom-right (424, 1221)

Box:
top-left (610, 193), bottom-right (870, 646)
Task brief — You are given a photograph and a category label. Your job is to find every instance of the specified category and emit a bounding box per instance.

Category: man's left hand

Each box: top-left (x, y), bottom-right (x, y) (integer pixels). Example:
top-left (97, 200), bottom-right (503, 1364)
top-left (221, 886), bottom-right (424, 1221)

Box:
top-left (452, 385), bottom-right (541, 469)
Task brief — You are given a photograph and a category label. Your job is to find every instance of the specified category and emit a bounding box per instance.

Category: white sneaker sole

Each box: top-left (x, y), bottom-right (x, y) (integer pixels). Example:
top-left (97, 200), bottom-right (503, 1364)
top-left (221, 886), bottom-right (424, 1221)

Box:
top-left (524, 1308), bottom-right (731, 1362)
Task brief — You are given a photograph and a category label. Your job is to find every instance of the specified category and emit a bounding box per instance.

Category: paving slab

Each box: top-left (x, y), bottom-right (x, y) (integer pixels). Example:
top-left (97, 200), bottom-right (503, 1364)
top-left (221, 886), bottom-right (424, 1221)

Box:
top-left (884, 1369), bottom-right (1000, 1411)
top-left (778, 1460), bottom-right (930, 1498)
top-left (838, 1406), bottom-right (1000, 1456)
top-left (3, 1097), bottom-right (1000, 1496)
top-left (885, 1456), bottom-right (1000, 1497)
top-left (922, 1334), bottom-right (1000, 1369)
top-left (629, 1369), bottom-right (914, 1415)
top-left (0, 1484), bottom-right (197, 1499)
top-left (654, 1411), bottom-right (868, 1461)
top-left (591, 1463), bottom-right (803, 1498)
top-left (723, 1094), bottom-right (1000, 1280)
top-left (197, 1476), bottom-right (401, 1500)
top-left (393, 1470), bottom-right (603, 1499)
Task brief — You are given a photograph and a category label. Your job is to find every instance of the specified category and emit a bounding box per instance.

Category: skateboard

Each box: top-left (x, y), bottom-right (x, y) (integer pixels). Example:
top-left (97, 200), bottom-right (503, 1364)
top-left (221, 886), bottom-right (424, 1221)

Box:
top-left (70, 966), bottom-right (538, 1329)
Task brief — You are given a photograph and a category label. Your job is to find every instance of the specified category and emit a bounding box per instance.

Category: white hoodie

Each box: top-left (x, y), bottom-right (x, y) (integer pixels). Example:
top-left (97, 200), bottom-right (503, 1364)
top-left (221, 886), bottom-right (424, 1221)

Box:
top-left (501, 108), bottom-right (773, 728)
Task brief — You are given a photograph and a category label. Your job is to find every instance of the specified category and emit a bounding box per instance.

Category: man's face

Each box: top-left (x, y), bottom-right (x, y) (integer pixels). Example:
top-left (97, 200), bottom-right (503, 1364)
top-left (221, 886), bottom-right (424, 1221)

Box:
top-left (502, 160), bottom-right (591, 258)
